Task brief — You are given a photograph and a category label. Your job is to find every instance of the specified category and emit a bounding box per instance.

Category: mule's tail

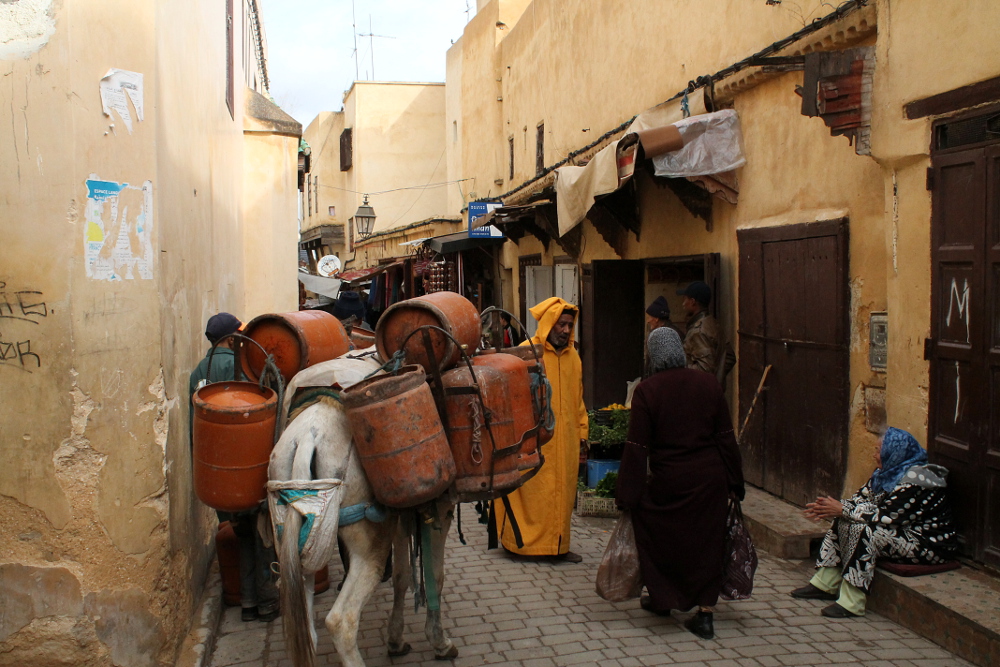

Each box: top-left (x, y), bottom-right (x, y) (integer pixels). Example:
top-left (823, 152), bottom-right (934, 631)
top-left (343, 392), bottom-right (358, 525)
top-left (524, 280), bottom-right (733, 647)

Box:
top-left (279, 509), bottom-right (316, 667)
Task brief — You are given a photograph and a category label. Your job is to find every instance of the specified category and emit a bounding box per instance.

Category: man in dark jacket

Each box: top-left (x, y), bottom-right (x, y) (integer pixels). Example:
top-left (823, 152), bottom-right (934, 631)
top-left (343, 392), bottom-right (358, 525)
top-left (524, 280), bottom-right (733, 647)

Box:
top-left (190, 312), bottom-right (279, 623)
top-left (677, 281), bottom-right (730, 376)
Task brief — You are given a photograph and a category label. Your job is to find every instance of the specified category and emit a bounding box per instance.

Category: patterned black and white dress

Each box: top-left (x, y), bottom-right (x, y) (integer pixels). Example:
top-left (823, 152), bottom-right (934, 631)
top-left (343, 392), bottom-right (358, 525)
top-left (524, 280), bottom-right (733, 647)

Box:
top-left (816, 464), bottom-right (958, 594)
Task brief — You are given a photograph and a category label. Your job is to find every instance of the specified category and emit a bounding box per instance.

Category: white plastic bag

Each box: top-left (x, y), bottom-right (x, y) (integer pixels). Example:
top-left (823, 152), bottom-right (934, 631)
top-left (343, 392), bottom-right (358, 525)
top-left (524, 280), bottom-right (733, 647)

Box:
top-left (652, 109), bottom-right (746, 178)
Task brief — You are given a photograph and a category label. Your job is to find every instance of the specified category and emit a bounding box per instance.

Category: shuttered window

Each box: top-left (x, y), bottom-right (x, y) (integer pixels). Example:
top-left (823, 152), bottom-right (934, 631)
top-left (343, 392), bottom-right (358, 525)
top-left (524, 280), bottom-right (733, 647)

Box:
top-left (340, 128), bottom-right (353, 171)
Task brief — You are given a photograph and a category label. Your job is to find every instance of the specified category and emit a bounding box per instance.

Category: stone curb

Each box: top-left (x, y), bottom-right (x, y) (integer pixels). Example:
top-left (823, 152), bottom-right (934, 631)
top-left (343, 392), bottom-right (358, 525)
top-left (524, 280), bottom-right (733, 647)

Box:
top-left (175, 562), bottom-right (224, 667)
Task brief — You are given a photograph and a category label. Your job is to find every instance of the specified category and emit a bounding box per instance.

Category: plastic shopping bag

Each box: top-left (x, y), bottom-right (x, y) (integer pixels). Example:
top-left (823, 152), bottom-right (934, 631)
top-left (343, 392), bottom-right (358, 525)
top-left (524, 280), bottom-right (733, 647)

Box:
top-left (595, 510), bottom-right (643, 602)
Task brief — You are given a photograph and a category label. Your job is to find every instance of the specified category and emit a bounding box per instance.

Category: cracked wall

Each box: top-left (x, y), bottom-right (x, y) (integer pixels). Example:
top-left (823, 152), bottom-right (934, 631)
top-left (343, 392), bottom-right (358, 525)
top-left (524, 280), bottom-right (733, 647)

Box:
top-left (0, 0), bottom-right (298, 665)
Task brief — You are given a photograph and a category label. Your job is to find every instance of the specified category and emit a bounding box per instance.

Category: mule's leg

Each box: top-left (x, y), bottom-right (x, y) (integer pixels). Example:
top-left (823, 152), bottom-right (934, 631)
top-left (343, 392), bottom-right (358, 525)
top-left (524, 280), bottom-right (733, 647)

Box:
top-left (425, 502), bottom-right (458, 660)
top-left (387, 514), bottom-right (413, 656)
top-left (325, 521), bottom-right (393, 667)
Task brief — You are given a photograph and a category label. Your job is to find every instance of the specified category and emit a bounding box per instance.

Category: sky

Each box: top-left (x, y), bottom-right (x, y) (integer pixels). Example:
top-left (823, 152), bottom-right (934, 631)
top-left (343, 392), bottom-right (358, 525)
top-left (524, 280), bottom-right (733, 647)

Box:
top-left (263, 0), bottom-right (476, 127)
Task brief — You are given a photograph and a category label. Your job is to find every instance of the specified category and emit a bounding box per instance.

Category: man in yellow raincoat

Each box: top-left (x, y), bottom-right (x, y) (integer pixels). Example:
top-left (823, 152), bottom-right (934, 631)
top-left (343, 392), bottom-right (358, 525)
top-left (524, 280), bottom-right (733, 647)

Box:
top-left (494, 297), bottom-right (589, 562)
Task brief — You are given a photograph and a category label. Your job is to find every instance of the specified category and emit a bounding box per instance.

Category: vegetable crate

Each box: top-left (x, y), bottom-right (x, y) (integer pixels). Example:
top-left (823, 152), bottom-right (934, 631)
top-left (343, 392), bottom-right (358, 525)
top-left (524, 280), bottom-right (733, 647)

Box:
top-left (576, 490), bottom-right (620, 518)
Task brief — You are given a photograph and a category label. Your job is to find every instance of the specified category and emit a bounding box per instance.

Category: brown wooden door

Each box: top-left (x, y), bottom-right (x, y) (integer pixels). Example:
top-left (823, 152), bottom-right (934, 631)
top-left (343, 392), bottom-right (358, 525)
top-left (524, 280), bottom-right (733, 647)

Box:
top-left (738, 221), bottom-right (850, 507)
top-left (929, 144), bottom-right (1000, 568)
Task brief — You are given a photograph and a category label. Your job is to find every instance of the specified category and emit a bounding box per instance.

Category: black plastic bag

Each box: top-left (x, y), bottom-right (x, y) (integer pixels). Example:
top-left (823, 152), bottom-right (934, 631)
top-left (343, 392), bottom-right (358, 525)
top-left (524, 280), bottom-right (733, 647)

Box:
top-left (720, 498), bottom-right (757, 600)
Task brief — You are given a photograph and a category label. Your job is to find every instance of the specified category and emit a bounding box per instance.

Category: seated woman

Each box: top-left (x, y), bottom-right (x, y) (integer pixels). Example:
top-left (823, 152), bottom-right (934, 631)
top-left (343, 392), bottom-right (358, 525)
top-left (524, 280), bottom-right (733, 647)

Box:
top-left (792, 427), bottom-right (958, 618)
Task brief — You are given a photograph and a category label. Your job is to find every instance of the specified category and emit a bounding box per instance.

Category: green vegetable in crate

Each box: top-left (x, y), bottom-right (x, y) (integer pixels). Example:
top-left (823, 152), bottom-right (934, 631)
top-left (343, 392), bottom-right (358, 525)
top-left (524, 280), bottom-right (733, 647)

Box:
top-left (587, 408), bottom-right (630, 447)
top-left (594, 471), bottom-right (618, 498)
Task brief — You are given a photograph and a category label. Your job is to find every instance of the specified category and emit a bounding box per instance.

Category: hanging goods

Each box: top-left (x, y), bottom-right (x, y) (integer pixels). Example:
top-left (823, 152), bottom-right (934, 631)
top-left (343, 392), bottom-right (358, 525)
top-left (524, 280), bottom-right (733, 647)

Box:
top-left (375, 292), bottom-right (480, 371)
top-left (342, 365), bottom-right (457, 508)
top-left (472, 351), bottom-right (543, 472)
top-left (241, 311), bottom-right (351, 383)
top-left (440, 361), bottom-right (521, 500)
top-left (192, 381), bottom-right (278, 512)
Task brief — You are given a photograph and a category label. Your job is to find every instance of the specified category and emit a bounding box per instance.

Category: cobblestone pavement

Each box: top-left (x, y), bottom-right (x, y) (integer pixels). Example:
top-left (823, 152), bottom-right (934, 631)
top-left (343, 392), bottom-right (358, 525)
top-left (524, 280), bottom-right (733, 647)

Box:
top-left (208, 513), bottom-right (972, 667)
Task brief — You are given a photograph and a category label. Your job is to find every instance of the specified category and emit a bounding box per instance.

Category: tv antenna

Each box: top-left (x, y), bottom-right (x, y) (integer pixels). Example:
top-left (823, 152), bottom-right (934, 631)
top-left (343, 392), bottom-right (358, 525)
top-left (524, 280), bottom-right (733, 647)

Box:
top-left (356, 15), bottom-right (395, 80)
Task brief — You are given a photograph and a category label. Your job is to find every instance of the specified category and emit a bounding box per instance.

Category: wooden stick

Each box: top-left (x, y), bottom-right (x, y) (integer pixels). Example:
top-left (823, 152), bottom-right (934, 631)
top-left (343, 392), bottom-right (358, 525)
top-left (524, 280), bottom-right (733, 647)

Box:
top-left (737, 364), bottom-right (772, 443)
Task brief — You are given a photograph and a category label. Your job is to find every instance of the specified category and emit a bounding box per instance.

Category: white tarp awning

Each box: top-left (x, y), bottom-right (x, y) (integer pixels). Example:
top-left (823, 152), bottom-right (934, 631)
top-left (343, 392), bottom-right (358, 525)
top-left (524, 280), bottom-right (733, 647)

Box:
top-left (297, 272), bottom-right (342, 299)
top-left (553, 90), bottom-right (747, 236)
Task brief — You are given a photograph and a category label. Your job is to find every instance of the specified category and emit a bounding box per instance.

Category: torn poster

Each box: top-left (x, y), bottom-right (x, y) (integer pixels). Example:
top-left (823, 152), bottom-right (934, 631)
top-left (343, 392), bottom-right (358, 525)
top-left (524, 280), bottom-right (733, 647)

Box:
top-left (84, 176), bottom-right (154, 281)
top-left (99, 69), bottom-right (144, 133)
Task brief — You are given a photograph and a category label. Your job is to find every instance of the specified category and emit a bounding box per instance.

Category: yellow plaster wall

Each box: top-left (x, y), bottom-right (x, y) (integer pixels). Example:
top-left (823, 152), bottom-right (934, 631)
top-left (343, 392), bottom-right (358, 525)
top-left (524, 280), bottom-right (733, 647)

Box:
top-left (867, 0), bottom-right (1000, 449)
top-left (0, 0), bottom-right (298, 663)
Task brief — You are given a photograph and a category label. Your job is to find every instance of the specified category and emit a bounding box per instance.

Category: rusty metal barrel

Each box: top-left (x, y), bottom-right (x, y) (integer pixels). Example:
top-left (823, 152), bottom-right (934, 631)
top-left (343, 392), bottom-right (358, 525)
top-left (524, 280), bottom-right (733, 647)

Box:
top-left (473, 350), bottom-right (543, 471)
top-left (193, 382), bottom-right (278, 512)
top-left (374, 292), bottom-right (480, 371)
top-left (241, 311), bottom-right (351, 383)
top-left (342, 365), bottom-right (456, 508)
top-left (441, 362), bottom-right (521, 500)
top-left (350, 326), bottom-right (376, 350)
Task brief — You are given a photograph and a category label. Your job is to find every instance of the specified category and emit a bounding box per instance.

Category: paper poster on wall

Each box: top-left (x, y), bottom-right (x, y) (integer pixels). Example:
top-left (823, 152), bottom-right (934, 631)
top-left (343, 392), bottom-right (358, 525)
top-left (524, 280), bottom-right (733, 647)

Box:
top-left (99, 69), bottom-right (144, 133)
top-left (84, 176), bottom-right (154, 281)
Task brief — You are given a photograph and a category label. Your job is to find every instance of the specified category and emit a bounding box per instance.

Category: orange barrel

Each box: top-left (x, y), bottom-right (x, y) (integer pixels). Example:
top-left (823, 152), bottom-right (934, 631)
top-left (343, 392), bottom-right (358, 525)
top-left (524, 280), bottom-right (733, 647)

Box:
top-left (374, 292), bottom-right (480, 371)
top-left (473, 352), bottom-right (541, 471)
top-left (342, 366), bottom-right (456, 508)
top-left (350, 327), bottom-right (376, 350)
top-left (441, 362), bottom-right (521, 499)
top-left (241, 311), bottom-right (351, 383)
top-left (216, 521), bottom-right (241, 606)
top-left (193, 382), bottom-right (278, 512)
top-left (314, 564), bottom-right (331, 595)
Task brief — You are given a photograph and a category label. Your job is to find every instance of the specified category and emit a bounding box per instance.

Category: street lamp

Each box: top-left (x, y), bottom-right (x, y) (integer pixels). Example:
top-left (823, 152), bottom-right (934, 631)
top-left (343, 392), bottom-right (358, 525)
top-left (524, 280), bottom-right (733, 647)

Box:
top-left (354, 195), bottom-right (376, 241)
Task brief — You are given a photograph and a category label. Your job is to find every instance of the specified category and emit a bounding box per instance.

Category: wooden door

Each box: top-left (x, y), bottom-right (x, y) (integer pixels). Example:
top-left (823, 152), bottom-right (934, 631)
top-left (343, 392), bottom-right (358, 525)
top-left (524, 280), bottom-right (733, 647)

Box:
top-left (737, 221), bottom-right (849, 506)
top-left (929, 144), bottom-right (1000, 568)
top-left (588, 260), bottom-right (645, 409)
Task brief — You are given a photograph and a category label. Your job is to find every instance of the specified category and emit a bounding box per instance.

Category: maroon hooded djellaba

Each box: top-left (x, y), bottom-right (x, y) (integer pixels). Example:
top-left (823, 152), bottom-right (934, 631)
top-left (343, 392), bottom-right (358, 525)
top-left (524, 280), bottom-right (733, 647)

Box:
top-left (616, 367), bottom-right (745, 612)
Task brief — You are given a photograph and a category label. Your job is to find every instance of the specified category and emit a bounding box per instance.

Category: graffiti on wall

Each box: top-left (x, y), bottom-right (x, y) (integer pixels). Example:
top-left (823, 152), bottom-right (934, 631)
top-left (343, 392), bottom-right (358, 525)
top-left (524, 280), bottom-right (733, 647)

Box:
top-left (85, 177), bottom-right (154, 281)
top-left (0, 282), bottom-right (47, 373)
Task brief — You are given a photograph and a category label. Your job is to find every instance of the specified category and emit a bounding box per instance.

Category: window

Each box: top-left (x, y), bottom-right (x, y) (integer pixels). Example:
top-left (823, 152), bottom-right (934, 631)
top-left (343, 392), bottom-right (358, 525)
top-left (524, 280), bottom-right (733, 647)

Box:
top-left (328, 205), bottom-right (336, 217)
top-left (340, 128), bottom-right (353, 171)
top-left (509, 136), bottom-right (514, 181)
top-left (307, 175), bottom-right (312, 216)
top-left (453, 120), bottom-right (458, 143)
top-left (536, 123), bottom-right (545, 176)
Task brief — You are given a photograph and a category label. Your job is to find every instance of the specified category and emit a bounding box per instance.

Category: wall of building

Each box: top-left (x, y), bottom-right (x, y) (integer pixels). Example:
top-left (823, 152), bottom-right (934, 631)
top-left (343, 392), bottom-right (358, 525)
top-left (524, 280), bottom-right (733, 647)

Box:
top-left (0, 1), bottom-right (297, 664)
top-left (302, 82), bottom-right (450, 266)
top-left (867, 0), bottom-right (1000, 446)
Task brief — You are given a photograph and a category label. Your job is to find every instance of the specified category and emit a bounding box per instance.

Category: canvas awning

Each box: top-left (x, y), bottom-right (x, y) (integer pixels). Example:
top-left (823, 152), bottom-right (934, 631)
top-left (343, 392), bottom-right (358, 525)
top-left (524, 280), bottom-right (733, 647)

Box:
top-left (553, 91), bottom-right (747, 236)
top-left (338, 260), bottom-right (405, 283)
top-left (425, 231), bottom-right (507, 255)
top-left (297, 272), bottom-right (342, 299)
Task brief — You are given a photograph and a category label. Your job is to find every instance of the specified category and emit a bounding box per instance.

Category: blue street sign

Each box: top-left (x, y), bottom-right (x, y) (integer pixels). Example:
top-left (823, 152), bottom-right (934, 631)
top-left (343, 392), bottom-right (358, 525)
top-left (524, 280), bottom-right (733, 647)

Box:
top-left (468, 201), bottom-right (504, 238)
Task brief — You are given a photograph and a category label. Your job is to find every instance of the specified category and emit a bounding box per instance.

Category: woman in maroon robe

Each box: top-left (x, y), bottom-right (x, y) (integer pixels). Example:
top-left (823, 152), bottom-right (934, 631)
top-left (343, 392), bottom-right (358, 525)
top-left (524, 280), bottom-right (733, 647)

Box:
top-left (616, 327), bottom-right (745, 640)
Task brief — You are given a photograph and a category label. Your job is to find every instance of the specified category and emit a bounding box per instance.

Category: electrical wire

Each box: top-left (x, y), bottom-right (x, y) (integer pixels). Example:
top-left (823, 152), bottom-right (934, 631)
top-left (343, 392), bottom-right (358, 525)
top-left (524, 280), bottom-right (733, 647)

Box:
top-left (487, 0), bottom-right (869, 204)
top-left (317, 177), bottom-right (475, 197)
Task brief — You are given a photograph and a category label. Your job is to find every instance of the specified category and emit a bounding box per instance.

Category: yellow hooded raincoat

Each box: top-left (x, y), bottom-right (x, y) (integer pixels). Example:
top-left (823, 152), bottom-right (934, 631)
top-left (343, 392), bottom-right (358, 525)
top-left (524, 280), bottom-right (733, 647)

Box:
top-left (494, 297), bottom-right (589, 556)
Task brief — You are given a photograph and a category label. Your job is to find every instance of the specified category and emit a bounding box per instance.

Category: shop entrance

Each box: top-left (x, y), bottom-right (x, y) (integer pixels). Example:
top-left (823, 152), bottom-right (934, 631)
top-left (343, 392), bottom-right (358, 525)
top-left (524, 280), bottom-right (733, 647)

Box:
top-left (928, 110), bottom-right (1000, 568)
top-left (581, 255), bottom-right (720, 410)
top-left (737, 221), bottom-right (849, 507)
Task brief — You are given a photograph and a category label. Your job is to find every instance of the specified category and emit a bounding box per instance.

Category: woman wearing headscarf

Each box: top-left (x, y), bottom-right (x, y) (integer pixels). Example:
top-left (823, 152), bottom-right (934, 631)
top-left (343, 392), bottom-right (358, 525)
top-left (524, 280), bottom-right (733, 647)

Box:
top-left (616, 327), bottom-right (745, 640)
top-left (792, 428), bottom-right (958, 617)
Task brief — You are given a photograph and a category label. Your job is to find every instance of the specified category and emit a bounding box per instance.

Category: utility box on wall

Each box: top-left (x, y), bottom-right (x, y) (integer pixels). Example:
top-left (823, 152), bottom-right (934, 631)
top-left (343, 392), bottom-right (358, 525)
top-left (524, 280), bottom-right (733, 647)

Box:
top-left (869, 311), bottom-right (887, 371)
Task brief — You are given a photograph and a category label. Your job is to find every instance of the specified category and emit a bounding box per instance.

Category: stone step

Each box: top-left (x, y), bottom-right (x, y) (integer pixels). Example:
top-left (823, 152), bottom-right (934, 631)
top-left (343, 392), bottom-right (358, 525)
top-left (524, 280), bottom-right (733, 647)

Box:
top-left (743, 484), bottom-right (1000, 667)
top-left (869, 560), bottom-right (1000, 667)
top-left (741, 485), bottom-right (827, 559)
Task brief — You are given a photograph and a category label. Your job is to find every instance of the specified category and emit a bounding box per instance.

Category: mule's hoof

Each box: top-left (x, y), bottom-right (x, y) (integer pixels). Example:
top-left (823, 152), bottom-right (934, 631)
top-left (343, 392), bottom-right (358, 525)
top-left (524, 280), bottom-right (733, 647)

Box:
top-left (387, 642), bottom-right (411, 657)
top-left (434, 644), bottom-right (459, 660)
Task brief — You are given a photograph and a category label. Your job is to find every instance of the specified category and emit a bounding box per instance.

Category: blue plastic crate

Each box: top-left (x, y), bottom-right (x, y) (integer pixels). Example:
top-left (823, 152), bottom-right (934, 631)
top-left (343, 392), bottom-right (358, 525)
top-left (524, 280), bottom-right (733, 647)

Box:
top-left (586, 459), bottom-right (620, 489)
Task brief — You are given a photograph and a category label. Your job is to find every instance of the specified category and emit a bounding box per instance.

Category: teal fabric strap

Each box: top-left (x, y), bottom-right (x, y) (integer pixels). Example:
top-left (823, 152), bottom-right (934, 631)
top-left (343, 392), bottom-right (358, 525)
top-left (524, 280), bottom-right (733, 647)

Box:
top-left (339, 501), bottom-right (388, 527)
top-left (422, 520), bottom-right (440, 612)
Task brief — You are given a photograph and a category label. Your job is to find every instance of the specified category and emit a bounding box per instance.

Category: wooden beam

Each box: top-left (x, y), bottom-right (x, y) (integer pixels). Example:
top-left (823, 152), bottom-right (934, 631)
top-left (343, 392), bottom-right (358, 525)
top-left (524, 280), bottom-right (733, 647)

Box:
top-left (905, 75), bottom-right (1000, 120)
